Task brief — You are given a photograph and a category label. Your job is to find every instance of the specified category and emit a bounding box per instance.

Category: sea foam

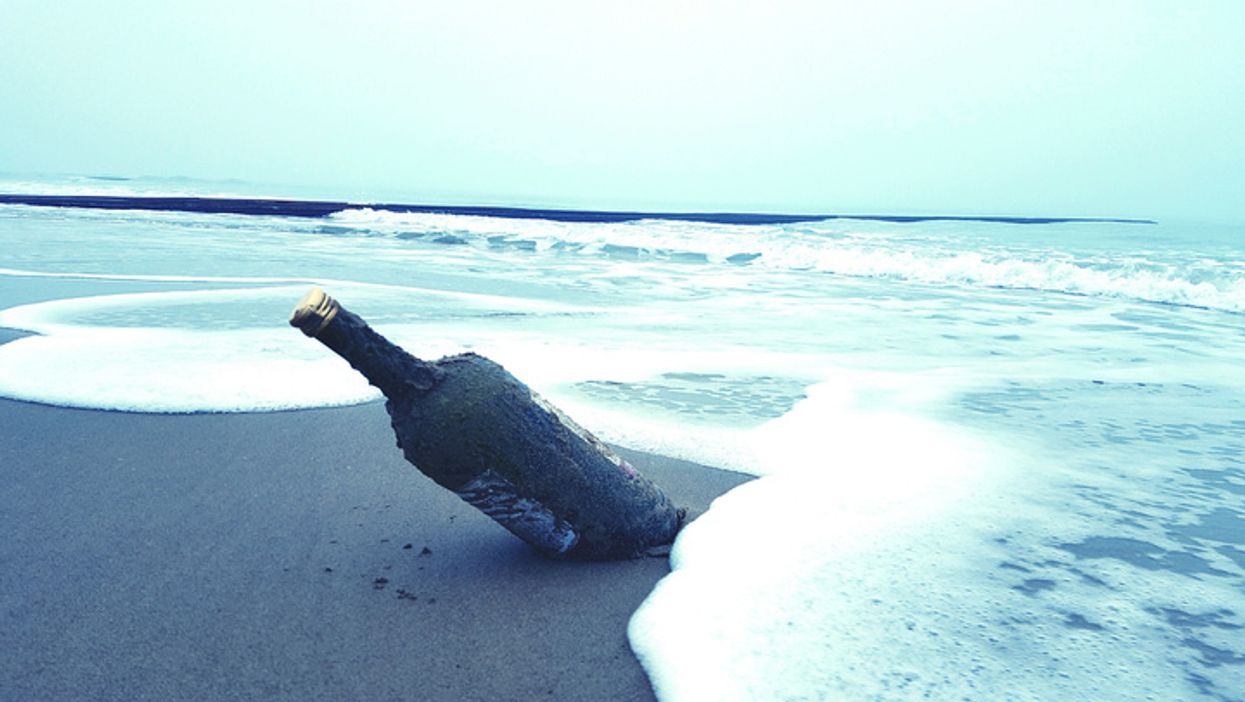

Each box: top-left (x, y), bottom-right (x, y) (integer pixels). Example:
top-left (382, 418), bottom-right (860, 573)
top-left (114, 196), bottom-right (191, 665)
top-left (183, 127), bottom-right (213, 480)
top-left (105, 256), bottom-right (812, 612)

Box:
top-left (0, 281), bottom-right (588, 412)
top-left (627, 374), bottom-right (1239, 702)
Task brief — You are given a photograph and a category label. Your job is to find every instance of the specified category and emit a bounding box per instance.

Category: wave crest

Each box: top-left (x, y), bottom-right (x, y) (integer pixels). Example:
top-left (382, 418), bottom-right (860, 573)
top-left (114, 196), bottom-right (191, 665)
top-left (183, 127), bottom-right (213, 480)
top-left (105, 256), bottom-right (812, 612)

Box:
top-left (327, 209), bottom-right (1245, 313)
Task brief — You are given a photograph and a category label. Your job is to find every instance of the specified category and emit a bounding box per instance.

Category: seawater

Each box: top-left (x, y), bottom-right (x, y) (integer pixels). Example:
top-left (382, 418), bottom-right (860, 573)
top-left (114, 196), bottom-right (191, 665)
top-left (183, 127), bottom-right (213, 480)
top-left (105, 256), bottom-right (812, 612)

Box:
top-left (1, 180), bottom-right (1243, 701)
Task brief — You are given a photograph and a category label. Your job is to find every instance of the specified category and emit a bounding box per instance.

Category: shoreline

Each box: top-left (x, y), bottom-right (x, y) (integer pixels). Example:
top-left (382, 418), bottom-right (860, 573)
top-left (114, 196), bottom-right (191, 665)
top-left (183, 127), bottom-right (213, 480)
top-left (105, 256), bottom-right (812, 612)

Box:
top-left (0, 398), bottom-right (751, 701)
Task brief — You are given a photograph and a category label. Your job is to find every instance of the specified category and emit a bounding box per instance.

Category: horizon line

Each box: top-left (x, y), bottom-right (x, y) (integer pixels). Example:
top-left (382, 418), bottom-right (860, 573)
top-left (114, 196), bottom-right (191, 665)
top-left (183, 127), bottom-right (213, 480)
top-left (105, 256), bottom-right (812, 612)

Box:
top-left (0, 193), bottom-right (1158, 226)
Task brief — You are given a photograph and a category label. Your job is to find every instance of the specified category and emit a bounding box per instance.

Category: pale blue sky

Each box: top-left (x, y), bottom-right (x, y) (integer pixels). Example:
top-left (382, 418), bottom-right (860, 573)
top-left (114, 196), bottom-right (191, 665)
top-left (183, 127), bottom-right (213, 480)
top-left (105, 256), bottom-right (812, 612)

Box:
top-left (2, 1), bottom-right (1242, 220)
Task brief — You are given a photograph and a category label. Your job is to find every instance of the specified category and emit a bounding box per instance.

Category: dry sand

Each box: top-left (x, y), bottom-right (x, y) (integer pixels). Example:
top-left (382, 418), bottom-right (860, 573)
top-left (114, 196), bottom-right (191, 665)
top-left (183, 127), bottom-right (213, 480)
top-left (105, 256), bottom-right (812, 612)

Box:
top-left (0, 398), bottom-right (749, 701)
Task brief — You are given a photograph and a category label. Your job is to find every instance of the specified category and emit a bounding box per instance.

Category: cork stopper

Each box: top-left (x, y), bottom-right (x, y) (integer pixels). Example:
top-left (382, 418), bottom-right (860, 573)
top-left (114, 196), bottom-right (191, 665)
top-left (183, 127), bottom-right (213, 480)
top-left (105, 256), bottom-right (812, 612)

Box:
top-left (289, 287), bottom-right (340, 337)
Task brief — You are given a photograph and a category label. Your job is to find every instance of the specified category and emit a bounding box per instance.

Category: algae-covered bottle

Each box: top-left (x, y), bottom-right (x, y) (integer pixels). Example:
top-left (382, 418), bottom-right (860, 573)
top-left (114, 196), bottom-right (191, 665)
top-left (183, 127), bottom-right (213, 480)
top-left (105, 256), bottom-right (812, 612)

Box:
top-left (289, 288), bottom-right (683, 559)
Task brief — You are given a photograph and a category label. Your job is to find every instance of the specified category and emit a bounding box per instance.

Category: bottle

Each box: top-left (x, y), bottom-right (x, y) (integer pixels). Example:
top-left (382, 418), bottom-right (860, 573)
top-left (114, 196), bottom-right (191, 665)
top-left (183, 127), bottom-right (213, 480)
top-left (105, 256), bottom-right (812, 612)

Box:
top-left (289, 288), bottom-right (684, 559)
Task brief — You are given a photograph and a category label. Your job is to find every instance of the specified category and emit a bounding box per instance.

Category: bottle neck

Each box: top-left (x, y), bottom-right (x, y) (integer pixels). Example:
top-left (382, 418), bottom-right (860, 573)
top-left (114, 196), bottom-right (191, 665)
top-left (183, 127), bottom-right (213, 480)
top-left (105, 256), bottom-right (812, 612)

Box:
top-left (291, 290), bottom-right (440, 398)
top-left (318, 307), bottom-right (441, 398)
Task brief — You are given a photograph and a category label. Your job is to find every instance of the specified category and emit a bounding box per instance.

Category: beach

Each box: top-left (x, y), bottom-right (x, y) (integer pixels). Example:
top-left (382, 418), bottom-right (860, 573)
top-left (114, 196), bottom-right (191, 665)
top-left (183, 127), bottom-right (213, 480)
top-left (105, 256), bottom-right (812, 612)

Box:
top-left (3, 198), bottom-right (1243, 700)
top-left (0, 396), bottom-right (750, 701)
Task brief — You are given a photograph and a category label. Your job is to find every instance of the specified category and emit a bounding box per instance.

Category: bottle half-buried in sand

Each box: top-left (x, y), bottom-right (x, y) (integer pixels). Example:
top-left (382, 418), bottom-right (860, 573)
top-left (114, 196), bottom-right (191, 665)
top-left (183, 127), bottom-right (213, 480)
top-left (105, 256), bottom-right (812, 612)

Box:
top-left (289, 288), bottom-right (684, 559)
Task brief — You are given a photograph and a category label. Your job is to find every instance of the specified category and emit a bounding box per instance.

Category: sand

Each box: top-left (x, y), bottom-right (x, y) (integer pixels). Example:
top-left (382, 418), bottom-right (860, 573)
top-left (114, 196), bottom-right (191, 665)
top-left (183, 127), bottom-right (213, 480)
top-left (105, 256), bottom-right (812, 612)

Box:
top-left (0, 397), bottom-right (750, 701)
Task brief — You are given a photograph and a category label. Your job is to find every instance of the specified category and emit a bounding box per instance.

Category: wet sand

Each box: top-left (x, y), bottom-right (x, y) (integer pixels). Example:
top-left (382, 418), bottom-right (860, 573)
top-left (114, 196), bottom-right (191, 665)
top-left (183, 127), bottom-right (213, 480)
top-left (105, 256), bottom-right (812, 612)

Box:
top-left (0, 398), bottom-right (750, 701)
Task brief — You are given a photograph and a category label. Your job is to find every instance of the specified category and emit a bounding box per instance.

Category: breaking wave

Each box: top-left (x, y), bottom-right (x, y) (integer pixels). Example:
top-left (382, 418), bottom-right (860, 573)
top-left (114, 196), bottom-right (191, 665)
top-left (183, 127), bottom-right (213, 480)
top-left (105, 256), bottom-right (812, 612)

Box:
top-left (329, 208), bottom-right (1245, 313)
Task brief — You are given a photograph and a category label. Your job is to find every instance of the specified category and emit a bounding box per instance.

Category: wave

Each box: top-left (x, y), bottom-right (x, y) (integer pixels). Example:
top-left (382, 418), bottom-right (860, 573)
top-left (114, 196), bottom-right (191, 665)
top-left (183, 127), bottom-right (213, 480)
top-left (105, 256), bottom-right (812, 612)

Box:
top-left (761, 244), bottom-right (1245, 313)
top-left (1, 193), bottom-right (1234, 313)
top-left (329, 209), bottom-right (1245, 314)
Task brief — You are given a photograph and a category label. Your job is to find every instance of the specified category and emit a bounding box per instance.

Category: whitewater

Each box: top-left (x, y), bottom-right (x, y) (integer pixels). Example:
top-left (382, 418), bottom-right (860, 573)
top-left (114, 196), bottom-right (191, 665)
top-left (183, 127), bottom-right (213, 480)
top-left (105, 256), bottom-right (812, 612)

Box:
top-left (1, 179), bottom-right (1242, 701)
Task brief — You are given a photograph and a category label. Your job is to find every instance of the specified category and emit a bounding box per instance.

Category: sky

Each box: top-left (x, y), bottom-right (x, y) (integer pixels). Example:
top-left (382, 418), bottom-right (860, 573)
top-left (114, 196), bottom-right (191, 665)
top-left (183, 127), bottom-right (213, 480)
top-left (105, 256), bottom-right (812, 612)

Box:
top-left (1, 0), bottom-right (1242, 220)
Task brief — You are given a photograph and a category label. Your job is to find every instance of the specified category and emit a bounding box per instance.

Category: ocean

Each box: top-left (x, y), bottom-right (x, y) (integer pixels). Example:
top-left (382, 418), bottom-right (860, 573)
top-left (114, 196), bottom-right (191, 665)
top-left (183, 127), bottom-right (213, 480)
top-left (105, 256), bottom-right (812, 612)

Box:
top-left (1, 175), bottom-right (1242, 701)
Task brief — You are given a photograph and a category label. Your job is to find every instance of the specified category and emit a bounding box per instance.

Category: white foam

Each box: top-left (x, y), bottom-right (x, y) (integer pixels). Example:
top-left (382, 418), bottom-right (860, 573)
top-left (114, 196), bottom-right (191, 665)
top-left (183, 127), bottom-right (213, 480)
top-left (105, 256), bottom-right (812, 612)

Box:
top-left (626, 374), bottom-right (1239, 701)
top-left (0, 281), bottom-right (592, 412)
top-left (0, 286), bottom-right (370, 411)
top-left (628, 378), bottom-right (1000, 700)
top-left (0, 328), bottom-right (377, 412)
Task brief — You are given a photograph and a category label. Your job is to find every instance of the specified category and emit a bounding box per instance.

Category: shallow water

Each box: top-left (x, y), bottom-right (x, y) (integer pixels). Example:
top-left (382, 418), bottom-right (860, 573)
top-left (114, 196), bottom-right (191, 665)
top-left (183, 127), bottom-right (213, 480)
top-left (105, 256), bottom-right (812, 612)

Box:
top-left (1, 179), bottom-right (1242, 701)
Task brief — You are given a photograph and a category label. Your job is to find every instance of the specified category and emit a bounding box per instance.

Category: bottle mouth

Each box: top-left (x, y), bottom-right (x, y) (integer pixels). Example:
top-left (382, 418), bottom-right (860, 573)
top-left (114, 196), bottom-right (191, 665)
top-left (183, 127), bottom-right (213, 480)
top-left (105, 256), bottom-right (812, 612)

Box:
top-left (289, 287), bottom-right (340, 337)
